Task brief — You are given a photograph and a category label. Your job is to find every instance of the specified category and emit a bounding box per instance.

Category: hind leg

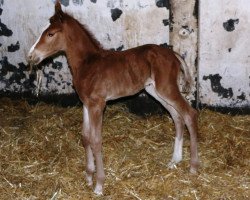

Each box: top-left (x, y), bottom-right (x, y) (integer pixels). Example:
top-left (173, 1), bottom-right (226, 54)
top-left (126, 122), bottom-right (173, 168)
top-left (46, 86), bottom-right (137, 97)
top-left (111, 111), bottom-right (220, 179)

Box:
top-left (157, 86), bottom-right (199, 173)
top-left (167, 108), bottom-right (185, 169)
top-left (145, 82), bottom-right (185, 168)
top-left (145, 79), bottom-right (199, 173)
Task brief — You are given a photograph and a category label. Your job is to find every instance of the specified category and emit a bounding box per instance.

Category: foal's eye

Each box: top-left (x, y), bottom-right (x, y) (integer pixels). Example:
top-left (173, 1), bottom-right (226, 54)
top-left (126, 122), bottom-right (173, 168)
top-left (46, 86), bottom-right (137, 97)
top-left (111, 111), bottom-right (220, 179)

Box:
top-left (48, 33), bottom-right (54, 37)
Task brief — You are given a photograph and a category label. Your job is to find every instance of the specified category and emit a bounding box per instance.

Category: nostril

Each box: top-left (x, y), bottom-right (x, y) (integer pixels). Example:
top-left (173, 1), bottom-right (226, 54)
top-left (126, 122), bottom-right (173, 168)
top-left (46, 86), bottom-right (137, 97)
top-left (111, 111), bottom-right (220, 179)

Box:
top-left (27, 53), bottom-right (32, 60)
top-left (27, 50), bottom-right (42, 65)
top-left (27, 54), bottom-right (34, 65)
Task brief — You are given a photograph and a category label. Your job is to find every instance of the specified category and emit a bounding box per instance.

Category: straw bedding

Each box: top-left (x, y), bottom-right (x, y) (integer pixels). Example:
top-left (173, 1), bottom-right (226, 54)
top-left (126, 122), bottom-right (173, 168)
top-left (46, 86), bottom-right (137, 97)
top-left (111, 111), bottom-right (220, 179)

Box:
top-left (0, 97), bottom-right (249, 199)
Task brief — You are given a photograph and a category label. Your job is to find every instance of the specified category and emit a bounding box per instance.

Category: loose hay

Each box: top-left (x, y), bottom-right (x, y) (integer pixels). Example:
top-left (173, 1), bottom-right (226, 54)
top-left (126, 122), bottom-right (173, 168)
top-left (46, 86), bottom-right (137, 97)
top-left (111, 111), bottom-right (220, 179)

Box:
top-left (0, 97), bottom-right (249, 200)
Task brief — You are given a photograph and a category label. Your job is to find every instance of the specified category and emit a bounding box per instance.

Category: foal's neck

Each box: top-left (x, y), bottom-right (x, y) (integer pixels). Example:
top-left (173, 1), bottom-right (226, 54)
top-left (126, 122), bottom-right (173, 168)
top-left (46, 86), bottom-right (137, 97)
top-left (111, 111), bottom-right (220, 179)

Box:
top-left (64, 19), bottom-right (103, 76)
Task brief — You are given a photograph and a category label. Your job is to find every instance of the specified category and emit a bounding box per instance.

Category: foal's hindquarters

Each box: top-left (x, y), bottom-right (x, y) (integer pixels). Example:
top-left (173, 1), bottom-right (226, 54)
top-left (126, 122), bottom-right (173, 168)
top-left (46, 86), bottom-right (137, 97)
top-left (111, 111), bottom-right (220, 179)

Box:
top-left (145, 78), bottom-right (199, 173)
top-left (144, 50), bottom-right (199, 173)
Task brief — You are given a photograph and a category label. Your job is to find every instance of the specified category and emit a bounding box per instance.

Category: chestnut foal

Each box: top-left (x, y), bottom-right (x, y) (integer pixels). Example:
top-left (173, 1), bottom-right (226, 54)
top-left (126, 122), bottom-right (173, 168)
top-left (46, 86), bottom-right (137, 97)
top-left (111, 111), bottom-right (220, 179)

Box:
top-left (28, 2), bottom-right (199, 195)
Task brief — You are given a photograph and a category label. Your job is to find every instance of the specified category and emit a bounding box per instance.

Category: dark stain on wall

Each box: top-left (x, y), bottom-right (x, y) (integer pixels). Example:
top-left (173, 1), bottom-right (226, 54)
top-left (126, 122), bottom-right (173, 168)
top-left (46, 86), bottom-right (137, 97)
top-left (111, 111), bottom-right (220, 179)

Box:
top-left (155, 0), bottom-right (170, 9)
top-left (9, 63), bottom-right (29, 86)
top-left (43, 68), bottom-right (72, 91)
top-left (110, 45), bottom-right (124, 51)
top-left (223, 19), bottom-right (239, 32)
top-left (20, 64), bottom-right (36, 90)
top-left (0, 57), bottom-right (16, 76)
top-left (106, 33), bottom-right (111, 41)
top-left (115, 45), bottom-right (124, 51)
top-left (0, 57), bottom-right (36, 92)
top-left (159, 43), bottom-right (171, 48)
top-left (237, 92), bottom-right (246, 101)
top-left (90, 0), bottom-right (97, 3)
top-left (44, 71), bottom-right (56, 89)
top-left (52, 61), bottom-right (63, 70)
top-left (72, 0), bottom-right (83, 6)
top-left (8, 41), bottom-right (20, 52)
top-left (162, 19), bottom-right (170, 26)
top-left (51, 59), bottom-right (63, 70)
top-left (38, 58), bottom-right (72, 90)
top-left (181, 25), bottom-right (194, 34)
top-left (0, 19), bottom-right (13, 36)
top-left (111, 8), bottom-right (123, 21)
top-left (0, 1), bottom-right (11, 37)
top-left (203, 74), bottom-right (233, 99)
top-left (42, 57), bottom-right (64, 70)
top-left (59, 0), bottom-right (69, 6)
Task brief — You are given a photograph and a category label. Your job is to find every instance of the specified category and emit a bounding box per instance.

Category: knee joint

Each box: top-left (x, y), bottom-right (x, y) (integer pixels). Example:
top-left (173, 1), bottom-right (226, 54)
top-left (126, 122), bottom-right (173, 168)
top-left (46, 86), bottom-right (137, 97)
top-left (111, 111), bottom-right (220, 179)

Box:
top-left (90, 138), bottom-right (102, 153)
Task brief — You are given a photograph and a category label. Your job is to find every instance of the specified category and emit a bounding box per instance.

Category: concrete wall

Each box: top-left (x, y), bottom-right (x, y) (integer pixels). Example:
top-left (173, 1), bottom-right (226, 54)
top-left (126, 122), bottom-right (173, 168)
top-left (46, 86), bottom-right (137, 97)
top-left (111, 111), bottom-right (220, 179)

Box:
top-left (199, 0), bottom-right (250, 109)
top-left (0, 0), bottom-right (169, 96)
top-left (1, 0), bottom-right (249, 111)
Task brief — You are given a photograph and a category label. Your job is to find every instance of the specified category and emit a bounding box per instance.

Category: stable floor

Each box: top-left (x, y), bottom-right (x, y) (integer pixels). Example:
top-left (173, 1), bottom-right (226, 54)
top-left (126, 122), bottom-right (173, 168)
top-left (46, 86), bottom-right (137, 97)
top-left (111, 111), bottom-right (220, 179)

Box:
top-left (0, 98), bottom-right (249, 199)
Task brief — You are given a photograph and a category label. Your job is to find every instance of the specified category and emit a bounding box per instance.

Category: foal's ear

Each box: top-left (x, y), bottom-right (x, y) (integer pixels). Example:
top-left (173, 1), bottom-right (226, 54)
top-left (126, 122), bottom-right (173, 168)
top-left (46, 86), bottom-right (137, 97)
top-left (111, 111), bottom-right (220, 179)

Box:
top-left (55, 0), bottom-right (62, 14)
top-left (54, 0), bottom-right (64, 23)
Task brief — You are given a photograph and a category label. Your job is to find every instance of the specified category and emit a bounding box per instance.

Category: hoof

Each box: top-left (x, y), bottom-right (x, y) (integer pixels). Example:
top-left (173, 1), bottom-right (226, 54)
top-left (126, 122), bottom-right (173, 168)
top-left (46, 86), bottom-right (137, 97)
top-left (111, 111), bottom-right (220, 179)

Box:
top-left (190, 167), bottom-right (197, 174)
top-left (86, 174), bottom-right (93, 187)
top-left (94, 183), bottom-right (103, 196)
top-left (167, 161), bottom-right (177, 169)
top-left (190, 160), bottom-right (199, 174)
top-left (94, 184), bottom-right (103, 196)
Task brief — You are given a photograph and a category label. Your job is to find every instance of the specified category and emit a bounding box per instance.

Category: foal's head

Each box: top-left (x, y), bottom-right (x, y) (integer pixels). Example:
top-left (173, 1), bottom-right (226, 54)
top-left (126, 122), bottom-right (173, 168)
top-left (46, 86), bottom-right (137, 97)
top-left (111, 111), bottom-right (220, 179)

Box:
top-left (28, 2), bottom-right (67, 64)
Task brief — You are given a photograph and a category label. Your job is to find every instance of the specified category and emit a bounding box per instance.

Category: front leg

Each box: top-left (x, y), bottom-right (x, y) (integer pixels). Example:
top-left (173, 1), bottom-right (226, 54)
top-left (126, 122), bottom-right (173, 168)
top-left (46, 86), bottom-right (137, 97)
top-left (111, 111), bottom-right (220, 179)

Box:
top-left (82, 105), bottom-right (95, 187)
top-left (87, 99), bottom-right (106, 195)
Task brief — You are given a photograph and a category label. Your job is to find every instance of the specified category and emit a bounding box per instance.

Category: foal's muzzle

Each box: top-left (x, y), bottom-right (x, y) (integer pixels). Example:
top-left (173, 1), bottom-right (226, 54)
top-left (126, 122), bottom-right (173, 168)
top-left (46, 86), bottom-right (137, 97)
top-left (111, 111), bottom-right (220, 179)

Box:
top-left (27, 51), bottom-right (42, 65)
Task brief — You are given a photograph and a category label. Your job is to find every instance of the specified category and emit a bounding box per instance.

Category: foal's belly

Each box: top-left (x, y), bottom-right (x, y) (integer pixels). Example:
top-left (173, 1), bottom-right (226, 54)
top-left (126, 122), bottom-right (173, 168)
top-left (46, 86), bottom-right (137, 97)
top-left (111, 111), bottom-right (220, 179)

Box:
top-left (101, 61), bottom-right (150, 101)
top-left (104, 78), bottom-right (145, 101)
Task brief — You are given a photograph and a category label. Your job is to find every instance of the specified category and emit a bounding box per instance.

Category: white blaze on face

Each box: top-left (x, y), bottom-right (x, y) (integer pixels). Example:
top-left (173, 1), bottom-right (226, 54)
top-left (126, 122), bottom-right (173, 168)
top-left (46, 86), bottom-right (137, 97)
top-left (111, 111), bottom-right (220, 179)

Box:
top-left (28, 23), bottom-right (51, 58)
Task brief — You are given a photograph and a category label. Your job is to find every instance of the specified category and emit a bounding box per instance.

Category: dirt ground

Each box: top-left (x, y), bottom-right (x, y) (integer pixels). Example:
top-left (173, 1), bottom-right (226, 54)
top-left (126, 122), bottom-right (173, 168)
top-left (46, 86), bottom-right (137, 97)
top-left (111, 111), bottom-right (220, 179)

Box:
top-left (0, 97), bottom-right (249, 199)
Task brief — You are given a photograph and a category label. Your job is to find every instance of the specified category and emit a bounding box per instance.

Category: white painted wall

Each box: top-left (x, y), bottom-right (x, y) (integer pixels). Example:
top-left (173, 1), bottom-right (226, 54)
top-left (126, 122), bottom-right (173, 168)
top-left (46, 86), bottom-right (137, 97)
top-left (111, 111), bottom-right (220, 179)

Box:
top-left (0, 0), bottom-right (169, 95)
top-left (199, 0), bottom-right (250, 108)
top-left (2, 0), bottom-right (249, 109)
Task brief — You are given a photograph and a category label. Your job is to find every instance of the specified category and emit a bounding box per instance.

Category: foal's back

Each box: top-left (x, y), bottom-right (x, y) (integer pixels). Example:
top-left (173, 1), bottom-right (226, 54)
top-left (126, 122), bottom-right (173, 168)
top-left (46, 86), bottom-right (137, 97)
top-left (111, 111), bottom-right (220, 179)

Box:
top-left (77, 44), bottom-right (180, 101)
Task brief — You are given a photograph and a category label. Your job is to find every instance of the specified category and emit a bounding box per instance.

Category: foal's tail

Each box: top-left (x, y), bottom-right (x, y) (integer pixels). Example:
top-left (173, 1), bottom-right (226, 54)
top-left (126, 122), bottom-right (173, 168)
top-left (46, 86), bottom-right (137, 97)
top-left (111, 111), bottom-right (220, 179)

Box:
top-left (174, 52), bottom-right (192, 93)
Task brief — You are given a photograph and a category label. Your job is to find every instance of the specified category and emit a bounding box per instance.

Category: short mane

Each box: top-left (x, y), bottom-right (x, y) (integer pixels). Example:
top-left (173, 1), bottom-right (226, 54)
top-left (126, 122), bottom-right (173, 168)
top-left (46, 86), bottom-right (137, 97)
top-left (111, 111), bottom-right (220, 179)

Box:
top-left (72, 15), bottom-right (103, 50)
top-left (50, 12), bottom-right (103, 50)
